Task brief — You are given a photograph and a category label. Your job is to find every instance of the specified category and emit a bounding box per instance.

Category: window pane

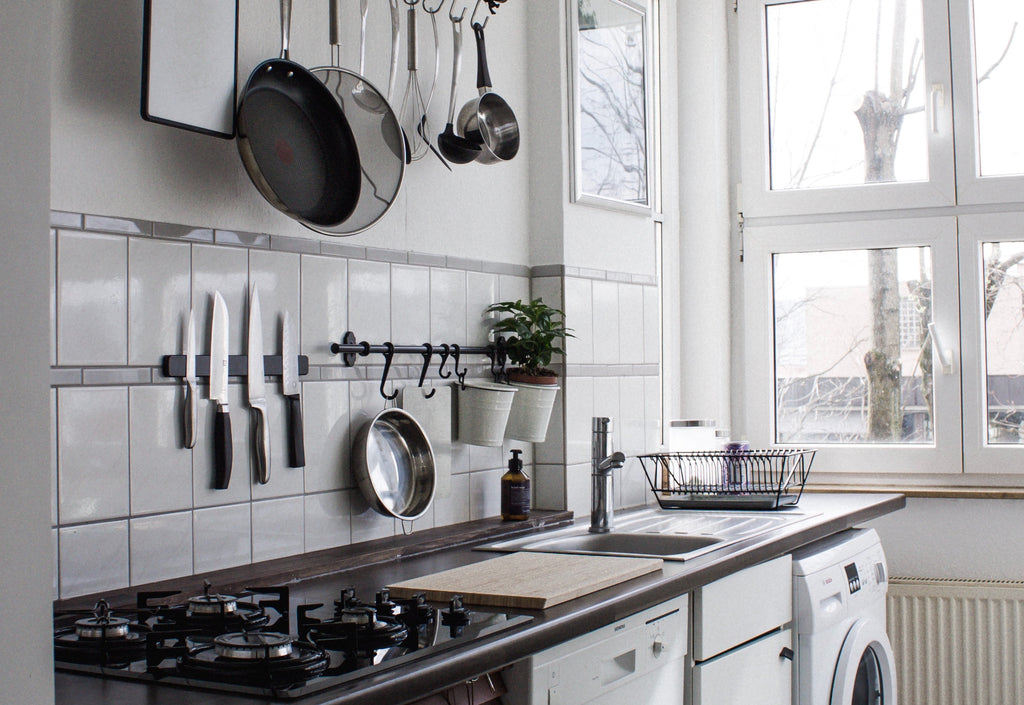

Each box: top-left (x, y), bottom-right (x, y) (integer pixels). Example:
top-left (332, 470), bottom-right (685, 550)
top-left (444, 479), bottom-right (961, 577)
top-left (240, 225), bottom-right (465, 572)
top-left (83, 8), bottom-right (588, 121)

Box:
top-left (765, 0), bottom-right (928, 191)
top-left (972, 1), bottom-right (1024, 177)
top-left (773, 247), bottom-right (934, 444)
top-left (982, 242), bottom-right (1024, 443)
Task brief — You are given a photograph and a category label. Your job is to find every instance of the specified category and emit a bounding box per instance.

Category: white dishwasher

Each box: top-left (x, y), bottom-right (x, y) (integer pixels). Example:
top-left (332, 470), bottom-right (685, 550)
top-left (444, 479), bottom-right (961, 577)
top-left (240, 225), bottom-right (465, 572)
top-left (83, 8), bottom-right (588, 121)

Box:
top-left (502, 594), bottom-right (688, 705)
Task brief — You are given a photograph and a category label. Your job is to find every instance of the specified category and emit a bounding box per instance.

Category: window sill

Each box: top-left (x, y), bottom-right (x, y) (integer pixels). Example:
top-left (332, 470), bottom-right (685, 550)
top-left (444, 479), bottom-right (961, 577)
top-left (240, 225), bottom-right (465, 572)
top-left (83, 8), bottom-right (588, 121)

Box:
top-left (804, 484), bottom-right (1024, 500)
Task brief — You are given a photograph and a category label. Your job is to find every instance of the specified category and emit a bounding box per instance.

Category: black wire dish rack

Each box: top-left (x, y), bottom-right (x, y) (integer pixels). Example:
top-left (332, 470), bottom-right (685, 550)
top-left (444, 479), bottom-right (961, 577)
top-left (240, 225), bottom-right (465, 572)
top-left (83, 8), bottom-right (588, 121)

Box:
top-left (636, 448), bottom-right (816, 510)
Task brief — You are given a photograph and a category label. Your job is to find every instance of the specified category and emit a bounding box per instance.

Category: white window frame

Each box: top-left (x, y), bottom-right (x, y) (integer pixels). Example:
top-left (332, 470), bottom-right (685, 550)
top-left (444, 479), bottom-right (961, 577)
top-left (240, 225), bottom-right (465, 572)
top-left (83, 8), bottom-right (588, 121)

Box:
top-left (949, 1), bottom-right (1024, 204)
top-left (958, 213), bottom-right (1024, 474)
top-left (742, 216), bottom-right (963, 476)
top-left (736, 0), bottom-right (956, 218)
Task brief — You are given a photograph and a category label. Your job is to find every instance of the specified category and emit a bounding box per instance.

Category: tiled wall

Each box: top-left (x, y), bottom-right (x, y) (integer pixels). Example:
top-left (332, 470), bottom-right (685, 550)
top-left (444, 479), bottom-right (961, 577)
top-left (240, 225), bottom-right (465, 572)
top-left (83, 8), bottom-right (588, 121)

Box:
top-left (49, 212), bottom-right (661, 599)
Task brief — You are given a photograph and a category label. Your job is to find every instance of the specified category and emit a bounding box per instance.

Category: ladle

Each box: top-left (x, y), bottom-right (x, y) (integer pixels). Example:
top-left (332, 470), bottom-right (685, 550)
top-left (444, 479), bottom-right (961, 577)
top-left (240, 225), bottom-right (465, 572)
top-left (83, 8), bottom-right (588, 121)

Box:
top-left (437, 2), bottom-right (481, 164)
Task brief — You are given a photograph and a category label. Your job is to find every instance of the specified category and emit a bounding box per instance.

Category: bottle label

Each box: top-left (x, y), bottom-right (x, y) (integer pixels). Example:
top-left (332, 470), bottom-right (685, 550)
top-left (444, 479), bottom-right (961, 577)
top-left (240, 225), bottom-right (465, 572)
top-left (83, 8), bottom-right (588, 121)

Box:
top-left (502, 480), bottom-right (531, 516)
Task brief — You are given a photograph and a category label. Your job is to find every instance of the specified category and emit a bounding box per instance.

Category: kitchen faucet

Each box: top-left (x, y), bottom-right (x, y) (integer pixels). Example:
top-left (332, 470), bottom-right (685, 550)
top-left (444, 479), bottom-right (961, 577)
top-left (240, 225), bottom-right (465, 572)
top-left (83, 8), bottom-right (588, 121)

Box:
top-left (590, 417), bottom-right (625, 534)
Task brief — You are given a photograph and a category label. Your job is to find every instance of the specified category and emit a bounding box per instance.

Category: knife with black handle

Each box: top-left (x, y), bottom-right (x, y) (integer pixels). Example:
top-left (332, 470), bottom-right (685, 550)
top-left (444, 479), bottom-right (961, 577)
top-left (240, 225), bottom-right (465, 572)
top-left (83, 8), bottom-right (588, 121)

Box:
top-left (282, 311), bottom-right (305, 468)
top-left (210, 291), bottom-right (232, 489)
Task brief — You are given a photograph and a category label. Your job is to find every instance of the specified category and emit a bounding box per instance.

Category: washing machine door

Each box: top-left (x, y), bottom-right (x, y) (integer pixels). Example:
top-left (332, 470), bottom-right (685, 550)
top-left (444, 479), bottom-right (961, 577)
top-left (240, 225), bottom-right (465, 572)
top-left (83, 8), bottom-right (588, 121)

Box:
top-left (830, 618), bottom-right (896, 705)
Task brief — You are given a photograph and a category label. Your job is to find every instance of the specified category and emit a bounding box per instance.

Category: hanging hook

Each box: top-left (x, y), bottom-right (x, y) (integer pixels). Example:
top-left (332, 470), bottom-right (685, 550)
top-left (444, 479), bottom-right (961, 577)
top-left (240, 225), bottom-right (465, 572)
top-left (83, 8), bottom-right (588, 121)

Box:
top-left (423, 0), bottom-right (445, 13)
top-left (469, 0), bottom-right (487, 29)
top-left (404, 0), bottom-right (418, 6)
top-left (437, 343), bottom-right (452, 379)
top-left (418, 343), bottom-right (436, 398)
top-left (452, 343), bottom-right (468, 389)
top-left (379, 342), bottom-right (399, 400)
top-left (449, 0), bottom-right (466, 22)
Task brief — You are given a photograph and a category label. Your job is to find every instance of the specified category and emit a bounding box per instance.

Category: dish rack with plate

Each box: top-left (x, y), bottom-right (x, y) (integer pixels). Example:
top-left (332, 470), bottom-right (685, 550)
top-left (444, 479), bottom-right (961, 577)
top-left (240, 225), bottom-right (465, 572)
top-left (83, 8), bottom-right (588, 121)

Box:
top-left (636, 449), bottom-right (815, 510)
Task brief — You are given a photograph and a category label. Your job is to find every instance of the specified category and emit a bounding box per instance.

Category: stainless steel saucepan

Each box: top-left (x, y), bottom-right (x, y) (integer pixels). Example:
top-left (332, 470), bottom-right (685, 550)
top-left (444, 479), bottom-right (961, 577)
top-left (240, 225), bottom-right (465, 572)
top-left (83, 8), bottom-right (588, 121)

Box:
top-left (352, 408), bottom-right (436, 521)
top-left (456, 19), bottom-right (519, 164)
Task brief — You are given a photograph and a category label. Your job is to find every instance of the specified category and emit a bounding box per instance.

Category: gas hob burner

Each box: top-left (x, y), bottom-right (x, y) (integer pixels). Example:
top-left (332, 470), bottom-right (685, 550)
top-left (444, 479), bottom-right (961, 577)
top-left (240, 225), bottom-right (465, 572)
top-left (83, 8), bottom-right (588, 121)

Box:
top-left (53, 600), bottom-right (149, 667)
top-left (300, 603), bottom-right (410, 657)
top-left (136, 582), bottom-right (287, 635)
top-left (178, 632), bottom-right (329, 688)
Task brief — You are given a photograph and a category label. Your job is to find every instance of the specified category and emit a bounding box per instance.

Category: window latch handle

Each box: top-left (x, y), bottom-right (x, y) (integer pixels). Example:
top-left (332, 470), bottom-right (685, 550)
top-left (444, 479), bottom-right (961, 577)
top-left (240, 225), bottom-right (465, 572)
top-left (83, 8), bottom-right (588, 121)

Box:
top-left (930, 84), bottom-right (945, 134)
top-left (927, 322), bottom-right (955, 375)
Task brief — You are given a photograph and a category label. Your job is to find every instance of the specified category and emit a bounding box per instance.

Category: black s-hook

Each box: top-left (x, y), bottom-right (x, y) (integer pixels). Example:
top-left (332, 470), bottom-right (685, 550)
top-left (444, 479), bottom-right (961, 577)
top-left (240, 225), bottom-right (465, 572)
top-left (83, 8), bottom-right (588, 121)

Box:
top-left (418, 343), bottom-right (436, 399)
top-left (437, 343), bottom-right (452, 379)
top-left (452, 344), bottom-right (468, 389)
top-left (379, 342), bottom-right (399, 400)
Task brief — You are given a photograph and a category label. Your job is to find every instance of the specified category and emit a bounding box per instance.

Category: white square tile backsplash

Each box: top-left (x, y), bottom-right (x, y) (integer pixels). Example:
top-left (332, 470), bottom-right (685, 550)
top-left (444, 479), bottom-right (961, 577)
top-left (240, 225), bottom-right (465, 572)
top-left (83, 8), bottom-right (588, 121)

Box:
top-left (49, 213), bottom-right (662, 599)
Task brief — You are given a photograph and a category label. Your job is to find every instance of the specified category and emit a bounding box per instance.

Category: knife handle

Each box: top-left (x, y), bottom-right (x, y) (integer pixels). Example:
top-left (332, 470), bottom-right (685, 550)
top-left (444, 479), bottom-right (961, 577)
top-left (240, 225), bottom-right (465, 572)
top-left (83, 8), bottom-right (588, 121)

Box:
top-left (287, 395), bottom-right (305, 468)
top-left (184, 381), bottom-right (198, 449)
top-left (214, 405), bottom-right (233, 489)
top-left (251, 403), bottom-right (270, 484)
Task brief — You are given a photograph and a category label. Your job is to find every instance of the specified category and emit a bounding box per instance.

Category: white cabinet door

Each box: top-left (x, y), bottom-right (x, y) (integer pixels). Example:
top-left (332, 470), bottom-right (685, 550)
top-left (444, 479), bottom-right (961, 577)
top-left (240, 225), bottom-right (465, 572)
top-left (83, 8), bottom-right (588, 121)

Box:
top-left (691, 628), bottom-right (792, 705)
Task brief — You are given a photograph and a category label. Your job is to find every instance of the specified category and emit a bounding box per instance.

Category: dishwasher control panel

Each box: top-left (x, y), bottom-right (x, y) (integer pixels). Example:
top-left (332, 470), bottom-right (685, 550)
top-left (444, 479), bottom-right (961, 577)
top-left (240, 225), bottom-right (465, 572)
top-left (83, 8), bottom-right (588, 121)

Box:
top-left (503, 594), bottom-right (688, 705)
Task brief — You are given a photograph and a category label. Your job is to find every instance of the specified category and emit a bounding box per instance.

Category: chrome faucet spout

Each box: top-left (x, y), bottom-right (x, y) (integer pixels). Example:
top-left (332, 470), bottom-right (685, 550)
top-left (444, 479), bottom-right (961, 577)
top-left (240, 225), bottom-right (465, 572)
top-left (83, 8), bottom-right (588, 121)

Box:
top-left (590, 418), bottom-right (622, 534)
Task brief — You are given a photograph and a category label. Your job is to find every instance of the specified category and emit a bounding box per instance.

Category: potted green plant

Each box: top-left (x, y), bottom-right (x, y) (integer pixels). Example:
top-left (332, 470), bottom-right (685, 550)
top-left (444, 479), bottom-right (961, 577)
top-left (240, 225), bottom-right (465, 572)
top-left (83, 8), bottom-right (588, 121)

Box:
top-left (486, 298), bottom-right (574, 442)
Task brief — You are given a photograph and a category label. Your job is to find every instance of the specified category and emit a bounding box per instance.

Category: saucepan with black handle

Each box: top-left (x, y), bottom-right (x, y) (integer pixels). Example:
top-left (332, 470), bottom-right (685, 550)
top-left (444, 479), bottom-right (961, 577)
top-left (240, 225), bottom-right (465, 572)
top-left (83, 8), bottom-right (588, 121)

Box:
top-left (236, 0), bottom-right (362, 229)
top-left (456, 17), bottom-right (519, 164)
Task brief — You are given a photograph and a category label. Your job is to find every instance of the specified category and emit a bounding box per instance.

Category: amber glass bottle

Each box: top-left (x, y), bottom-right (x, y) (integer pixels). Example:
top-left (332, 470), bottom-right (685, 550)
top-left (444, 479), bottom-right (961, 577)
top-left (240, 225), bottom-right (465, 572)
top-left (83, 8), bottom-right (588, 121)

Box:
top-left (501, 449), bottom-right (530, 521)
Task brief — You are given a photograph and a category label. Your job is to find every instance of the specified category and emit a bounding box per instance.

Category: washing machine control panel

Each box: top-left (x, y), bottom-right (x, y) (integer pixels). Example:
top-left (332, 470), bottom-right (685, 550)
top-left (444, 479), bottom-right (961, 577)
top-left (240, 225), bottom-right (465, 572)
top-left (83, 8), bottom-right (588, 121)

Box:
top-left (843, 562), bottom-right (861, 593)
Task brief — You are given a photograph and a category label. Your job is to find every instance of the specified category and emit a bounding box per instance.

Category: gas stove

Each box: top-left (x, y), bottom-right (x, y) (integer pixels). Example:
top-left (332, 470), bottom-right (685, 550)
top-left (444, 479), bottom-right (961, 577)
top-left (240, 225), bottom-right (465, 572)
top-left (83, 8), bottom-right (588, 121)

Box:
top-left (53, 582), bottom-right (532, 699)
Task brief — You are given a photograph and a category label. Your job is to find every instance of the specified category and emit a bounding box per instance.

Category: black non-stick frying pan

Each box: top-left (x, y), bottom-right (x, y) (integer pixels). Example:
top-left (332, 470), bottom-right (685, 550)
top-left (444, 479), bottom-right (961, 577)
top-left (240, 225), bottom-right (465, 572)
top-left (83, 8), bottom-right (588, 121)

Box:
top-left (236, 0), bottom-right (361, 228)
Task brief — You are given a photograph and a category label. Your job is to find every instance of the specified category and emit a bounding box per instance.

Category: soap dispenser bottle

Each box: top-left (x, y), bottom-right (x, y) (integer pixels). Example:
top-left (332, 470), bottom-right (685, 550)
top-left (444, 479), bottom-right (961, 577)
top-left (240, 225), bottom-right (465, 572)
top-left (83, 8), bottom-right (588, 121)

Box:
top-left (501, 449), bottom-right (530, 521)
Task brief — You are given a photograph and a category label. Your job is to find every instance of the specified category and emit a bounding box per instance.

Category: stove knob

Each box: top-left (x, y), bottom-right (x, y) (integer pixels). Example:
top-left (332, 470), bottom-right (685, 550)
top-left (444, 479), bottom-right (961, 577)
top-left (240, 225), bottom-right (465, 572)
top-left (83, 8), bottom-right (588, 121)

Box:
top-left (441, 595), bottom-right (471, 627)
top-left (376, 589), bottom-right (398, 617)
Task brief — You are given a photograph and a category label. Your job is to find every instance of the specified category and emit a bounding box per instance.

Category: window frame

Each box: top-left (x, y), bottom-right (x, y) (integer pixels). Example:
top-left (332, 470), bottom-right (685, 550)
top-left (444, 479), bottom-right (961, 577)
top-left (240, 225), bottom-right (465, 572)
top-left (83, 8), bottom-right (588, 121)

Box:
top-left (736, 0), bottom-right (956, 218)
top-left (742, 216), bottom-right (964, 477)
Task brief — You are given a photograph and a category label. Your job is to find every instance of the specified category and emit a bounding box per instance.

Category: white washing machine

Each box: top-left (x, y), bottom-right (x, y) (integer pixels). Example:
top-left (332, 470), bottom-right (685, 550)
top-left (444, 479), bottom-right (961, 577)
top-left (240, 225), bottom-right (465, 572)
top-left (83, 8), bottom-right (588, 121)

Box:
top-left (792, 528), bottom-right (896, 705)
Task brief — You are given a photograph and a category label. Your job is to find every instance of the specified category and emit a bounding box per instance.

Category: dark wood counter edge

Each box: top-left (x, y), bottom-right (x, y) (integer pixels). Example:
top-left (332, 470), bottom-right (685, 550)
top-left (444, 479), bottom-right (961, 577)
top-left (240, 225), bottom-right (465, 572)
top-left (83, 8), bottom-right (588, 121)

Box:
top-left (53, 511), bottom-right (574, 612)
top-left (299, 493), bottom-right (908, 705)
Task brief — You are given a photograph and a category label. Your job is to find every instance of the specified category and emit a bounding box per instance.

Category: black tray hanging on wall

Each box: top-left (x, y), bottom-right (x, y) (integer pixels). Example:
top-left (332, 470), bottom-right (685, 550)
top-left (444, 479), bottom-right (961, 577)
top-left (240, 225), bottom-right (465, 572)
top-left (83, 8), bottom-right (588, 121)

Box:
top-left (141, 0), bottom-right (238, 139)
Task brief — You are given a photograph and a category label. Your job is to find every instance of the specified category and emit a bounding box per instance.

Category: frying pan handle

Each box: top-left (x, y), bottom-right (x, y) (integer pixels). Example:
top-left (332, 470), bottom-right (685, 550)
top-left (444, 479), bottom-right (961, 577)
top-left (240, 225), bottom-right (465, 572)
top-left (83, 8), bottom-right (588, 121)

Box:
top-left (473, 22), bottom-right (492, 92)
top-left (279, 0), bottom-right (292, 60)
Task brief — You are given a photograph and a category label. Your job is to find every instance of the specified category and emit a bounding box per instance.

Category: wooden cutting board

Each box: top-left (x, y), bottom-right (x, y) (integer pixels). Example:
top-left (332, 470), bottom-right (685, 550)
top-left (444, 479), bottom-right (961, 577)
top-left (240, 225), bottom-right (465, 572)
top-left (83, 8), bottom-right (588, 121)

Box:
top-left (387, 552), bottom-right (663, 609)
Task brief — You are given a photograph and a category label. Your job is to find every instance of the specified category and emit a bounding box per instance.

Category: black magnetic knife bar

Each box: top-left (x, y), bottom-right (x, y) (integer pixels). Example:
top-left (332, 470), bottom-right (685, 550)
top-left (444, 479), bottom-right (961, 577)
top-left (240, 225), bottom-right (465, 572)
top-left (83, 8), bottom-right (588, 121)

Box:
top-left (162, 355), bottom-right (309, 378)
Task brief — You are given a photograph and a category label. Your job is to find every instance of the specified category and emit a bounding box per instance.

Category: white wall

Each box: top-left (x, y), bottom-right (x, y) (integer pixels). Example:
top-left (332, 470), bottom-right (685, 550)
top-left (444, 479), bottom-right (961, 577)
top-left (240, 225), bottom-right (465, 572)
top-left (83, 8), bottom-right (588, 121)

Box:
top-left (50, 0), bottom-right (532, 264)
top-left (0, 3), bottom-right (55, 703)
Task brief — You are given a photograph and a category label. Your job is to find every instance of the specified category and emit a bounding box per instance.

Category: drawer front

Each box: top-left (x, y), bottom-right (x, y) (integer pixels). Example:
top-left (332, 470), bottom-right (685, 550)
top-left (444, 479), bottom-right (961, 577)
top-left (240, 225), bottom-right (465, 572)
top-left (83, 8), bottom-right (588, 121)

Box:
top-left (691, 628), bottom-right (792, 705)
top-left (692, 554), bottom-right (792, 661)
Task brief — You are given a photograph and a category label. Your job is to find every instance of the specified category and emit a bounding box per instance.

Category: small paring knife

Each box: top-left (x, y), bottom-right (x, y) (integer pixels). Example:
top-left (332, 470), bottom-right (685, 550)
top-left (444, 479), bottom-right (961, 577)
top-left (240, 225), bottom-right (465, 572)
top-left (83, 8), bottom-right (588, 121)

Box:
top-left (282, 311), bottom-right (305, 468)
top-left (209, 291), bottom-right (232, 489)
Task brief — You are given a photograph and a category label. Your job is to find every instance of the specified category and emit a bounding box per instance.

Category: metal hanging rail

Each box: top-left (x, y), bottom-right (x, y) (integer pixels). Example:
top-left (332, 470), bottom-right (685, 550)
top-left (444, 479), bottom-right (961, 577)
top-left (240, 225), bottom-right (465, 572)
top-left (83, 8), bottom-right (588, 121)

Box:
top-left (330, 331), bottom-right (507, 400)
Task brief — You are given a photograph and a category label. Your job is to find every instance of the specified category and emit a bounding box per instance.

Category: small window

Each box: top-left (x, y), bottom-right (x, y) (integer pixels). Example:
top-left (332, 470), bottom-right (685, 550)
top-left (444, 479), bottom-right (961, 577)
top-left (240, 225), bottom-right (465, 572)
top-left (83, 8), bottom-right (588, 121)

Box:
top-left (982, 241), bottom-right (1024, 443)
top-left (764, 0), bottom-right (929, 191)
top-left (772, 247), bottom-right (934, 444)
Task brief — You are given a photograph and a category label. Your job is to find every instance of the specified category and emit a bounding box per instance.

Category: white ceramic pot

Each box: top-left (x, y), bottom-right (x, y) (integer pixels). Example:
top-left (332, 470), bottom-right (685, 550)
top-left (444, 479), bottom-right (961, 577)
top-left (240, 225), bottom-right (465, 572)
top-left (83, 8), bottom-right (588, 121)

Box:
top-left (457, 381), bottom-right (517, 447)
top-left (504, 380), bottom-right (559, 442)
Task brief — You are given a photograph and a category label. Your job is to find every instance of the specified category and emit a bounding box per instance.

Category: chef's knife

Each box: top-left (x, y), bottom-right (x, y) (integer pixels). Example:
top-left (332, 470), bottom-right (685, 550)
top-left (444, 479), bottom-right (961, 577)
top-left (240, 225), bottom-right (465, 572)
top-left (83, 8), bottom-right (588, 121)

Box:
top-left (248, 284), bottom-right (270, 484)
top-left (282, 311), bottom-right (305, 468)
top-left (209, 291), bottom-right (232, 489)
top-left (183, 309), bottom-right (198, 449)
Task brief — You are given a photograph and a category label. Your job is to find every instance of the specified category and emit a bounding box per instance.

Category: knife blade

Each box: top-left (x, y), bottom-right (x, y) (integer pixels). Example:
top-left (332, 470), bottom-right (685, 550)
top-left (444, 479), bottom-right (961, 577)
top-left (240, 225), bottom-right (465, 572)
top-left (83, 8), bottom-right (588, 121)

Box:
top-left (209, 291), bottom-right (232, 489)
top-left (282, 311), bottom-right (305, 468)
top-left (183, 309), bottom-right (198, 449)
top-left (248, 284), bottom-right (270, 485)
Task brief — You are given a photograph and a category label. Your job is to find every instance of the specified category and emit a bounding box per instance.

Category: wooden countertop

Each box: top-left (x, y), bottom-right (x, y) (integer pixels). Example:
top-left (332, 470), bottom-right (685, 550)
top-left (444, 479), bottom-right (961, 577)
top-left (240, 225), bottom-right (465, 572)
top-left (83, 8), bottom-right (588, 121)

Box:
top-left (54, 493), bottom-right (905, 705)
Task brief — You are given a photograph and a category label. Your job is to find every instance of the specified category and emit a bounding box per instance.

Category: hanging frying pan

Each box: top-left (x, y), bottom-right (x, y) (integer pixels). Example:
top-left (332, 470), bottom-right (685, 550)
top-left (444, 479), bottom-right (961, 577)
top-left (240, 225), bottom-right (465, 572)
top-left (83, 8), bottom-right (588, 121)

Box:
top-left (308, 0), bottom-right (405, 235)
top-left (236, 0), bottom-right (361, 228)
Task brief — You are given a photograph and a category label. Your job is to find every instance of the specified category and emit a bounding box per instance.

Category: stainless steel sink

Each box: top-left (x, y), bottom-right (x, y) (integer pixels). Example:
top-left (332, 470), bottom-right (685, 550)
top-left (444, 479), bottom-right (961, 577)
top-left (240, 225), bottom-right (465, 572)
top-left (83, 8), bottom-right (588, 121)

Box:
top-left (477, 507), bottom-right (819, 561)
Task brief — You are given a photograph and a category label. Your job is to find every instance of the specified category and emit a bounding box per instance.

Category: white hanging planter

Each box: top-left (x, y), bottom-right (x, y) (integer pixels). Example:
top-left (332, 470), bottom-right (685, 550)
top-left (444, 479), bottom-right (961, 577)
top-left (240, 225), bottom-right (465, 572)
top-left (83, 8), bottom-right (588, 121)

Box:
top-left (457, 381), bottom-right (517, 447)
top-left (504, 375), bottom-right (559, 443)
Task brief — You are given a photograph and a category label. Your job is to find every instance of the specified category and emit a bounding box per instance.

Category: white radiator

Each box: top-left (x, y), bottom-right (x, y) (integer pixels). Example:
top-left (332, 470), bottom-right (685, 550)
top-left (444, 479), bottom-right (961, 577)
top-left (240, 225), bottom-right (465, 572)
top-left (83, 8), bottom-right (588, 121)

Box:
top-left (888, 577), bottom-right (1024, 705)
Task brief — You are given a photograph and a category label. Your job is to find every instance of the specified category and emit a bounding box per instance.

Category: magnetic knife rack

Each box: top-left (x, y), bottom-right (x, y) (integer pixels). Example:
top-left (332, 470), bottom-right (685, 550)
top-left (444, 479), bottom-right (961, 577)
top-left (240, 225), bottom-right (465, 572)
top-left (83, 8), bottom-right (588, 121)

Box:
top-left (162, 355), bottom-right (310, 378)
top-left (330, 331), bottom-right (508, 400)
